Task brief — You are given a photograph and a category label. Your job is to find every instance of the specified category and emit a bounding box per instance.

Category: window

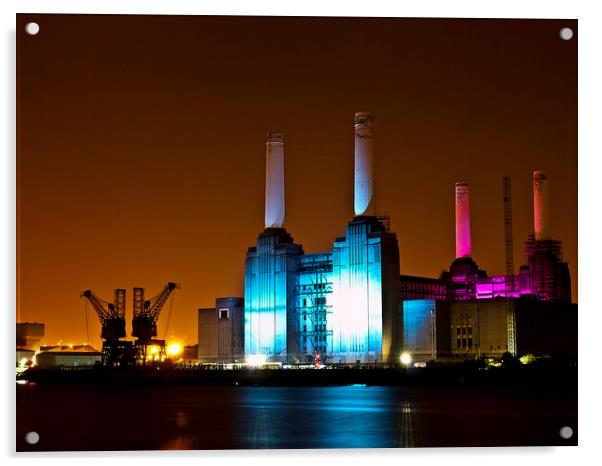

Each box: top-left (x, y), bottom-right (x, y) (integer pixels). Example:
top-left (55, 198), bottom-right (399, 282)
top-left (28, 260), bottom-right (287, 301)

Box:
top-left (457, 339), bottom-right (461, 348)
top-left (219, 309), bottom-right (229, 320)
top-left (468, 338), bottom-right (473, 347)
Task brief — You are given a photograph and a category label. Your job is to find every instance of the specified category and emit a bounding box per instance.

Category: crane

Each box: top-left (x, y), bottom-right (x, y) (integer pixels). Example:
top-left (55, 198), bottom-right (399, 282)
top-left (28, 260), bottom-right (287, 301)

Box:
top-left (80, 288), bottom-right (134, 366)
top-left (131, 282), bottom-right (179, 364)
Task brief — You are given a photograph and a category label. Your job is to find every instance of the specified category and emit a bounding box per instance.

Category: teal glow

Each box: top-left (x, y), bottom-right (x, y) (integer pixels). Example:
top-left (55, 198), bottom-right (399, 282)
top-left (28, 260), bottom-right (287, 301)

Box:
top-left (244, 254), bottom-right (288, 358)
top-left (244, 230), bottom-right (301, 360)
top-left (331, 220), bottom-right (384, 363)
top-left (402, 299), bottom-right (436, 358)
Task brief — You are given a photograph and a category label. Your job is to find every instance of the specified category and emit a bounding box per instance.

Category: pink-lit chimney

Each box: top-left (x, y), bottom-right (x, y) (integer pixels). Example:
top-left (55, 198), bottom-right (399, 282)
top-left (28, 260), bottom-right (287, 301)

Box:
top-left (533, 170), bottom-right (551, 241)
top-left (455, 182), bottom-right (472, 258)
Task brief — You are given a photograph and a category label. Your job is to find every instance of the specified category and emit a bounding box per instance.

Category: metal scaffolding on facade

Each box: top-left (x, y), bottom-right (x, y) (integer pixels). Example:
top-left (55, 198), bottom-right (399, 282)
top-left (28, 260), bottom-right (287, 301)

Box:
top-left (294, 255), bottom-right (333, 363)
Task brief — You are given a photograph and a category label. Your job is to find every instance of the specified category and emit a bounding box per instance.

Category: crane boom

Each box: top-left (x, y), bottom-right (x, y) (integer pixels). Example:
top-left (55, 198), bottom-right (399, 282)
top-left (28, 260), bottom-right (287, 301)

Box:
top-left (81, 290), bottom-right (113, 324)
top-left (131, 282), bottom-right (179, 363)
top-left (80, 289), bottom-right (127, 342)
top-left (131, 282), bottom-right (179, 341)
top-left (145, 282), bottom-right (179, 322)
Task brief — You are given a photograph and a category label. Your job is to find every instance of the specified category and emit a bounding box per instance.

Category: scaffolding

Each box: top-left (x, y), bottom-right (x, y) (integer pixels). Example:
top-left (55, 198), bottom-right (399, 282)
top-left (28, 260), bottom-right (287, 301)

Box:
top-left (294, 255), bottom-right (333, 363)
top-left (506, 299), bottom-right (517, 356)
top-left (523, 235), bottom-right (569, 301)
top-left (503, 176), bottom-right (515, 291)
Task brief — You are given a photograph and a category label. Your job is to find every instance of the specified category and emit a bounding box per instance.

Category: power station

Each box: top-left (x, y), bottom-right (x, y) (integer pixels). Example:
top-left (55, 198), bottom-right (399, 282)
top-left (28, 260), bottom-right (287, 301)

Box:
top-left (199, 112), bottom-right (576, 365)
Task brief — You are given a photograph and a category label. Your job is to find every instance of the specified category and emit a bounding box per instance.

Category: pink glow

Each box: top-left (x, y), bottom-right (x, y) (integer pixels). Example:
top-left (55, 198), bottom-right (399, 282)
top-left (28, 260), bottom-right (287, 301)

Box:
top-left (455, 182), bottom-right (472, 258)
top-left (533, 171), bottom-right (551, 241)
top-left (472, 274), bottom-right (540, 300)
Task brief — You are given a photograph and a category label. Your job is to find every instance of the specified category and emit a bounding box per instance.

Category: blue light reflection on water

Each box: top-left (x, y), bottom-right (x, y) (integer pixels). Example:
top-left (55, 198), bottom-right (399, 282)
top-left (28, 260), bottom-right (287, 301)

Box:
top-left (16, 382), bottom-right (576, 451)
top-left (234, 386), bottom-right (405, 449)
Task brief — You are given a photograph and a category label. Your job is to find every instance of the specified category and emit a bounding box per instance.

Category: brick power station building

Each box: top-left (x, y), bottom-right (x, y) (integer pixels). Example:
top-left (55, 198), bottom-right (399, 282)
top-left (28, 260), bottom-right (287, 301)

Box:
top-left (198, 113), bottom-right (576, 365)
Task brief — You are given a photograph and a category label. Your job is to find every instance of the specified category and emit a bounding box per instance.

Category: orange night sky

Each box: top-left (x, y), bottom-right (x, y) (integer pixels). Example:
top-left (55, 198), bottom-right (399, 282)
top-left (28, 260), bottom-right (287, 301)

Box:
top-left (17, 15), bottom-right (577, 350)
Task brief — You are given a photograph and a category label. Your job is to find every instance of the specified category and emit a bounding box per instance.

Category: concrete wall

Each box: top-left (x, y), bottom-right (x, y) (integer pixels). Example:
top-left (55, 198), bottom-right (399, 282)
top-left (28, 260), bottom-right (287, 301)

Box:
top-left (515, 299), bottom-right (577, 355)
top-left (447, 299), bottom-right (509, 358)
top-left (198, 307), bottom-right (218, 362)
top-left (217, 297), bottom-right (244, 362)
top-left (199, 298), bottom-right (245, 363)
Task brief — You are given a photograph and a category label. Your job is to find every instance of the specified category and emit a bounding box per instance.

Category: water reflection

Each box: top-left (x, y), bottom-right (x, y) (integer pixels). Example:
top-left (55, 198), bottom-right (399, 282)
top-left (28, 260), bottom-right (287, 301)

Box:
top-left (236, 386), bottom-right (398, 448)
top-left (160, 410), bottom-right (193, 450)
top-left (16, 383), bottom-right (577, 451)
top-left (393, 401), bottom-right (421, 448)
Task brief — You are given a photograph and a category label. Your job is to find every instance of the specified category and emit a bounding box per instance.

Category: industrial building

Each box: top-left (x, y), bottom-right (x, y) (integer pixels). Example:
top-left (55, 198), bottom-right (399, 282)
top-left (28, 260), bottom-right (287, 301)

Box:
top-left (400, 170), bottom-right (575, 361)
top-left (401, 297), bottom-right (577, 362)
top-left (16, 322), bottom-right (45, 351)
top-left (243, 114), bottom-right (401, 364)
top-left (35, 345), bottom-right (102, 368)
top-left (16, 322), bottom-right (45, 367)
top-left (199, 112), bottom-right (576, 365)
top-left (198, 297), bottom-right (245, 363)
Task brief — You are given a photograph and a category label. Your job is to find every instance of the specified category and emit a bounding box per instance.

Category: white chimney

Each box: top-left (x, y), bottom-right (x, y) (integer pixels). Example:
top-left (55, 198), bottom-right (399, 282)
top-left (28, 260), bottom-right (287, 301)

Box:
top-left (354, 112), bottom-right (374, 216)
top-left (264, 131), bottom-right (285, 228)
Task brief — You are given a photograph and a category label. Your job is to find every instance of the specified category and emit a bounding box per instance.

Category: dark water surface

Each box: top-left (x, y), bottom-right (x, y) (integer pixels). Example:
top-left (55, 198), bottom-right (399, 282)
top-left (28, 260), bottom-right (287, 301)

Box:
top-left (16, 383), bottom-right (577, 451)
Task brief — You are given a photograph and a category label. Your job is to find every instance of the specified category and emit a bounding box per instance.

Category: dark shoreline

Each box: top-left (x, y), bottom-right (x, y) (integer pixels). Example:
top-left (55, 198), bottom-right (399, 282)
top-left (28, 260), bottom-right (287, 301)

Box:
top-left (18, 359), bottom-right (577, 389)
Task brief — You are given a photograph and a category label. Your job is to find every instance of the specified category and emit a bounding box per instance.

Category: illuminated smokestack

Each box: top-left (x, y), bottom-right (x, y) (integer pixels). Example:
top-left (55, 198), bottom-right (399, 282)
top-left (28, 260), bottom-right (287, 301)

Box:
top-left (533, 170), bottom-right (551, 241)
top-left (354, 112), bottom-right (374, 216)
top-left (264, 131), bottom-right (285, 229)
top-left (455, 182), bottom-right (472, 258)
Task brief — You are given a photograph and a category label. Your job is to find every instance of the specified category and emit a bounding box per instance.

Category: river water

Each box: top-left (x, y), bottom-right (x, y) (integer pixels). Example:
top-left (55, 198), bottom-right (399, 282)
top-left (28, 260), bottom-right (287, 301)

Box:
top-left (16, 383), bottom-right (576, 451)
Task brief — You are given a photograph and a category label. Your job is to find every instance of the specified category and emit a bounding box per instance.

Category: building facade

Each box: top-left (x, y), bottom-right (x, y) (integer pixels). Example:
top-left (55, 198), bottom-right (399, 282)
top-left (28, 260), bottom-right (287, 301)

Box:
top-left (402, 297), bottom-right (577, 362)
top-left (198, 297), bottom-right (244, 363)
top-left (232, 116), bottom-right (576, 366)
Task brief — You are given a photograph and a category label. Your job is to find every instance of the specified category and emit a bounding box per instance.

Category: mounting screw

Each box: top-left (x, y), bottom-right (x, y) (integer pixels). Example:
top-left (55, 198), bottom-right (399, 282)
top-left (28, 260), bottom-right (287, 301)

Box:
top-left (25, 431), bottom-right (40, 445)
top-left (559, 27), bottom-right (573, 41)
top-left (559, 426), bottom-right (573, 439)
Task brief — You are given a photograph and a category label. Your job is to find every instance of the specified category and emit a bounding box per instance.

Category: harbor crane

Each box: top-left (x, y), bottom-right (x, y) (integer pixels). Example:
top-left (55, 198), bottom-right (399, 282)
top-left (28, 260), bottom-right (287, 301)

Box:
top-left (132, 282), bottom-right (179, 363)
top-left (80, 288), bottom-right (134, 366)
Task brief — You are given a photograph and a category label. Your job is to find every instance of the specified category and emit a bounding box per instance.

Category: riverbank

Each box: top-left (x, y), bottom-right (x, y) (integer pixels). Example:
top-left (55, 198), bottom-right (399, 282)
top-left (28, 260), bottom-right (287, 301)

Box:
top-left (18, 358), bottom-right (577, 389)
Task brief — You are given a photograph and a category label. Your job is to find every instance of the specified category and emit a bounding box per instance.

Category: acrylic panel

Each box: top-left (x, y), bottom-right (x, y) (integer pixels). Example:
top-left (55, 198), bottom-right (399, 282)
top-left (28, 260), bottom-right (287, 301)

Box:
top-left (16, 14), bottom-right (577, 451)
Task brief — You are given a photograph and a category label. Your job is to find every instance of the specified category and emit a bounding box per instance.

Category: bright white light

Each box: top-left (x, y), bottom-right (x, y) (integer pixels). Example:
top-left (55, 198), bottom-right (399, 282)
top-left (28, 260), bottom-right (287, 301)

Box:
top-left (400, 352), bottom-right (412, 366)
top-left (167, 343), bottom-right (183, 357)
top-left (246, 354), bottom-right (267, 367)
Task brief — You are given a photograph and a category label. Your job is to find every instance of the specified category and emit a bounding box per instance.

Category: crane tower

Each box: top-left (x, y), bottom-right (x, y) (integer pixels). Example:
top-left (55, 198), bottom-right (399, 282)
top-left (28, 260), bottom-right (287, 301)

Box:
top-left (80, 288), bottom-right (134, 366)
top-left (131, 282), bottom-right (179, 364)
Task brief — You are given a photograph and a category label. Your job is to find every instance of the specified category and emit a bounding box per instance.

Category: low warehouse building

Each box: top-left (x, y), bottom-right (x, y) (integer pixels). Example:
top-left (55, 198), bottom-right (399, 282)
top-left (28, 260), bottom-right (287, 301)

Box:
top-left (35, 345), bottom-right (101, 368)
